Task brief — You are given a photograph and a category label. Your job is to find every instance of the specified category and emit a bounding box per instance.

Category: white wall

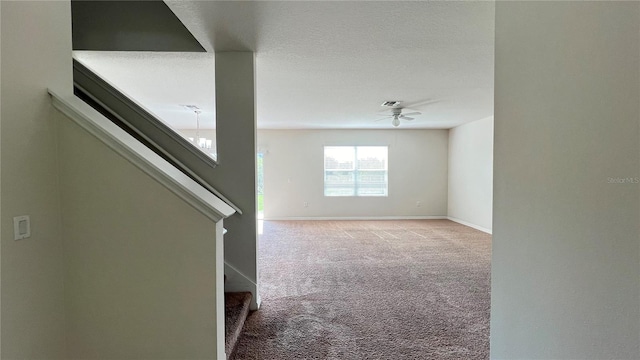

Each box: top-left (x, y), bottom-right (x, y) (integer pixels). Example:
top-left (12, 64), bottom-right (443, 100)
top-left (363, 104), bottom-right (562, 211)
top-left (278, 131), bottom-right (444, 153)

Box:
top-left (492, 2), bottom-right (639, 359)
top-left (259, 129), bottom-right (448, 219)
top-left (58, 117), bottom-right (222, 359)
top-left (0, 2), bottom-right (72, 358)
top-left (448, 117), bottom-right (493, 232)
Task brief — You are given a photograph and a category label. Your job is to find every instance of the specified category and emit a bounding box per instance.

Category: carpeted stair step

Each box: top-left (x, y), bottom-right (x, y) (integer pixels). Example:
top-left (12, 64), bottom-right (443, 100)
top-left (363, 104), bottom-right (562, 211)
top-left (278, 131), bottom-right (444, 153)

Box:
top-left (225, 291), bottom-right (252, 360)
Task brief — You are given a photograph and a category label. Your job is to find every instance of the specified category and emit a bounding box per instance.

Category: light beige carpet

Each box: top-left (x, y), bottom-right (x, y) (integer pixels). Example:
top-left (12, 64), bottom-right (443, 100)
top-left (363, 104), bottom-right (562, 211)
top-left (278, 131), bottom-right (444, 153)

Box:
top-left (232, 220), bottom-right (491, 359)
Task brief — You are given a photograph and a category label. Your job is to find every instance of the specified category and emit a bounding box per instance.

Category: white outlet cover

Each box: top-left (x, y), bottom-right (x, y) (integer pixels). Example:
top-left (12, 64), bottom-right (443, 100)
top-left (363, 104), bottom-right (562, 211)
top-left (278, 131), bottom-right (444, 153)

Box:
top-left (13, 215), bottom-right (31, 240)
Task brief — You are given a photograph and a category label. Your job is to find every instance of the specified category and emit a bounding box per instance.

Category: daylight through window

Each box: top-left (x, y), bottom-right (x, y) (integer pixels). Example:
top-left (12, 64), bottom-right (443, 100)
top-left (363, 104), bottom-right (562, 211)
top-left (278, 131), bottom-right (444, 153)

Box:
top-left (324, 146), bottom-right (388, 197)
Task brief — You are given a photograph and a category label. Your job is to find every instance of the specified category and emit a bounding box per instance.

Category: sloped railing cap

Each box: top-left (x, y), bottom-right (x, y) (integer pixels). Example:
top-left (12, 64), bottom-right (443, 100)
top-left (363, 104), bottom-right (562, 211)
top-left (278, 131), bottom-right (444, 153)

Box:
top-left (50, 89), bottom-right (236, 223)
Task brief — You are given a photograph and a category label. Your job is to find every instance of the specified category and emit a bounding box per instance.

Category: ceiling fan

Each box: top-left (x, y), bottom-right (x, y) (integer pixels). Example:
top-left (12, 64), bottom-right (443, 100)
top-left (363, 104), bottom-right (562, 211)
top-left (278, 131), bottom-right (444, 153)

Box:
top-left (377, 107), bottom-right (422, 127)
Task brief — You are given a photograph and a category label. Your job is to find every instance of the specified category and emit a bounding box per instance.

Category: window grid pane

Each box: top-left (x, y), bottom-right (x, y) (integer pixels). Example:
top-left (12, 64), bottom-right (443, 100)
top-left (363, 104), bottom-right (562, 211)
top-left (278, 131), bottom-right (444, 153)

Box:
top-left (324, 146), bottom-right (388, 197)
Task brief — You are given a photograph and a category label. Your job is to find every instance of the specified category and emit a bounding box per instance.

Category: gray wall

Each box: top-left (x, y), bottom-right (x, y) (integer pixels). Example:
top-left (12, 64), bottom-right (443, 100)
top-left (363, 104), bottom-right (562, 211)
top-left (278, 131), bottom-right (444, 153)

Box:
top-left (1, 2), bottom-right (71, 358)
top-left (71, 0), bottom-right (204, 52)
top-left (259, 129), bottom-right (448, 219)
top-left (215, 52), bottom-right (259, 306)
top-left (58, 117), bottom-right (222, 359)
top-left (492, 2), bottom-right (640, 358)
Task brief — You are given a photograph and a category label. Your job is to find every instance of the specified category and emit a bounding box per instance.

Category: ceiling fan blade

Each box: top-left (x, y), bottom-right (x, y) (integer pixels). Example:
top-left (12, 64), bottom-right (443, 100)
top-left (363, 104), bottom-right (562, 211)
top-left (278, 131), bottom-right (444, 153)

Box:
top-left (403, 98), bottom-right (441, 109)
top-left (400, 115), bottom-right (415, 121)
top-left (401, 112), bottom-right (421, 117)
top-left (377, 108), bottom-right (398, 115)
top-left (375, 116), bottom-right (392, 122)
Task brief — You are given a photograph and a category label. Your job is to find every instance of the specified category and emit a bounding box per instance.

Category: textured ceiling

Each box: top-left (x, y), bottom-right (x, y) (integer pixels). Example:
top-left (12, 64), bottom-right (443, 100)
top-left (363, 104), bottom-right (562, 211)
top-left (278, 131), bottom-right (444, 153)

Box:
top-left (75, 1), bottom-right (495, 130)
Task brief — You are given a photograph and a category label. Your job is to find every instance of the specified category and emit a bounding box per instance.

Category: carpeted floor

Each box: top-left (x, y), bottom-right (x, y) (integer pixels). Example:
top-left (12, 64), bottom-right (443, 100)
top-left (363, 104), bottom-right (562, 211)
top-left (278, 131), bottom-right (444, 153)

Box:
top-left (232, 220), bottom-right (491, 359)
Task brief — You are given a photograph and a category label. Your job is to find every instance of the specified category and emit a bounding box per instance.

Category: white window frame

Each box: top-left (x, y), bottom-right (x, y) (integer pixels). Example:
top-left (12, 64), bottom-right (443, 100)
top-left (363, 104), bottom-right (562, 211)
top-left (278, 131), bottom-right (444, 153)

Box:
top-left (323, 146), bottom-right (388, 197)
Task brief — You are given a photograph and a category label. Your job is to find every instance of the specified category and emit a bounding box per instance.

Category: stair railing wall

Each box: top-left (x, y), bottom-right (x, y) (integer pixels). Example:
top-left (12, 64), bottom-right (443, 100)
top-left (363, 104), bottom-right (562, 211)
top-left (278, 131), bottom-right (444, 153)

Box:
top-left (72, 59), bottom-right (242, 214)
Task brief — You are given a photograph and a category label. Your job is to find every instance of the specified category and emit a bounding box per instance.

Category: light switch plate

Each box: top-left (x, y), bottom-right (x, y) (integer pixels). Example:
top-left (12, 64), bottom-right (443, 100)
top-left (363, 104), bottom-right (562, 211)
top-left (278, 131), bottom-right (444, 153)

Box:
top-left (13, 215), bottom-right (31, 240)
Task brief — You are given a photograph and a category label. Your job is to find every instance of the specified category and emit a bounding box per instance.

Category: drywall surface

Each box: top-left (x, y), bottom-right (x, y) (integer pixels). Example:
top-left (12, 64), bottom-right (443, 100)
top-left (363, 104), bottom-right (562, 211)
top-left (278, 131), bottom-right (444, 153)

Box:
top-left (0, 1), bottom-right (72, 358)
top-left (71, 1), bottom-right (204, 52)
top-left (448, 117), bottom-right (493, 232)
top-left (0, 4), bottom-right (3, 354)
top-left (59, 117), bottom-right (221, 359)
top-left (492, 2), bottom-right (640, 359)
top-left (259, 129), bottom-right (448, 219)
top-left (214, 52), bottom-right (259, 307)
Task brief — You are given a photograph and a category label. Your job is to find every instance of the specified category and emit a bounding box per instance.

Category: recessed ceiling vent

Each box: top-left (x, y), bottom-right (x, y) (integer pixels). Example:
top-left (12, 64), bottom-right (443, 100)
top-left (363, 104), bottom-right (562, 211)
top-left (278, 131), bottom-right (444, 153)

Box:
top-left (381, 101), bottom-right (402, 107)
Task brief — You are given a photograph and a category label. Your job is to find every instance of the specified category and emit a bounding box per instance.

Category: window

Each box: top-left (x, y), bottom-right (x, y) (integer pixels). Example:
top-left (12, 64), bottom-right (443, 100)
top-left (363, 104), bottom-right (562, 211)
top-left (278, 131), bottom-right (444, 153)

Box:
top-left (324, 146), bottom-right (388, 197)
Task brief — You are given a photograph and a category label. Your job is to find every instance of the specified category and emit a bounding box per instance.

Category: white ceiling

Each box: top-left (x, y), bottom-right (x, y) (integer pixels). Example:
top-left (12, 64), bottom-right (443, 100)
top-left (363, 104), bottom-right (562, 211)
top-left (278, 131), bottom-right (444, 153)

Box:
top-left (75, 1), bottom-right (494, 130)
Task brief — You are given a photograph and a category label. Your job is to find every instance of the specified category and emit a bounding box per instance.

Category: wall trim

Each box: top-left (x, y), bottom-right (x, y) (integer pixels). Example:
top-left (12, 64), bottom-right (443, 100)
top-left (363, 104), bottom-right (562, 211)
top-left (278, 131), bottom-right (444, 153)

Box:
top-left (224, 262), bottom-right (261, 310)
top-left (50, 90), bottom-right (235, 223)
top-left (72, 60), bottom-right (243, 215)
top-left (447, 216), bottom-right (492, 234)
top-left (263, 215), bottom-right (448, 221)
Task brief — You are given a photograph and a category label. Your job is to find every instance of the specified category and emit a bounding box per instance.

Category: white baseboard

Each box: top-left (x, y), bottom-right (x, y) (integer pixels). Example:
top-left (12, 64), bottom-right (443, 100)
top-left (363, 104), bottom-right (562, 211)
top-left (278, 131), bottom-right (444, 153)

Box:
top-left (263, 215), bottom-right (448, 221)
top-left (447, 216), bottom-right (492, 234)
top-left (224, 262), bottom-right (261, 310)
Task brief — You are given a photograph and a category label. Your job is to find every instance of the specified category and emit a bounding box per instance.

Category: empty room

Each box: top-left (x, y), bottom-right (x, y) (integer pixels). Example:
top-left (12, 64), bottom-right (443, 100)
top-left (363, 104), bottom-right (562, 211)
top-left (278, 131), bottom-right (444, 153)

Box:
top-left (69, 2), bottom-right (494, 357)
top-left (2, 1), bottom-right (639, 360)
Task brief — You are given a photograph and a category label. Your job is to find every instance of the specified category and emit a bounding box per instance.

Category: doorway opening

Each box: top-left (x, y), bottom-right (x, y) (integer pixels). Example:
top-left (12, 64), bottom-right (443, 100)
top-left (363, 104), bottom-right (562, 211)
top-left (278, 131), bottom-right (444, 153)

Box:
top-left (257, 152), bottom-right (264, 234)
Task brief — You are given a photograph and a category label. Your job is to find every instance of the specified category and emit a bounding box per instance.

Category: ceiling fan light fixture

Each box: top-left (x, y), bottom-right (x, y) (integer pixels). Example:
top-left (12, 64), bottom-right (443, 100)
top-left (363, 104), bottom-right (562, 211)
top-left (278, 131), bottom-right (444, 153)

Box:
top-left (392, 117), bottom-right (400, 127)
